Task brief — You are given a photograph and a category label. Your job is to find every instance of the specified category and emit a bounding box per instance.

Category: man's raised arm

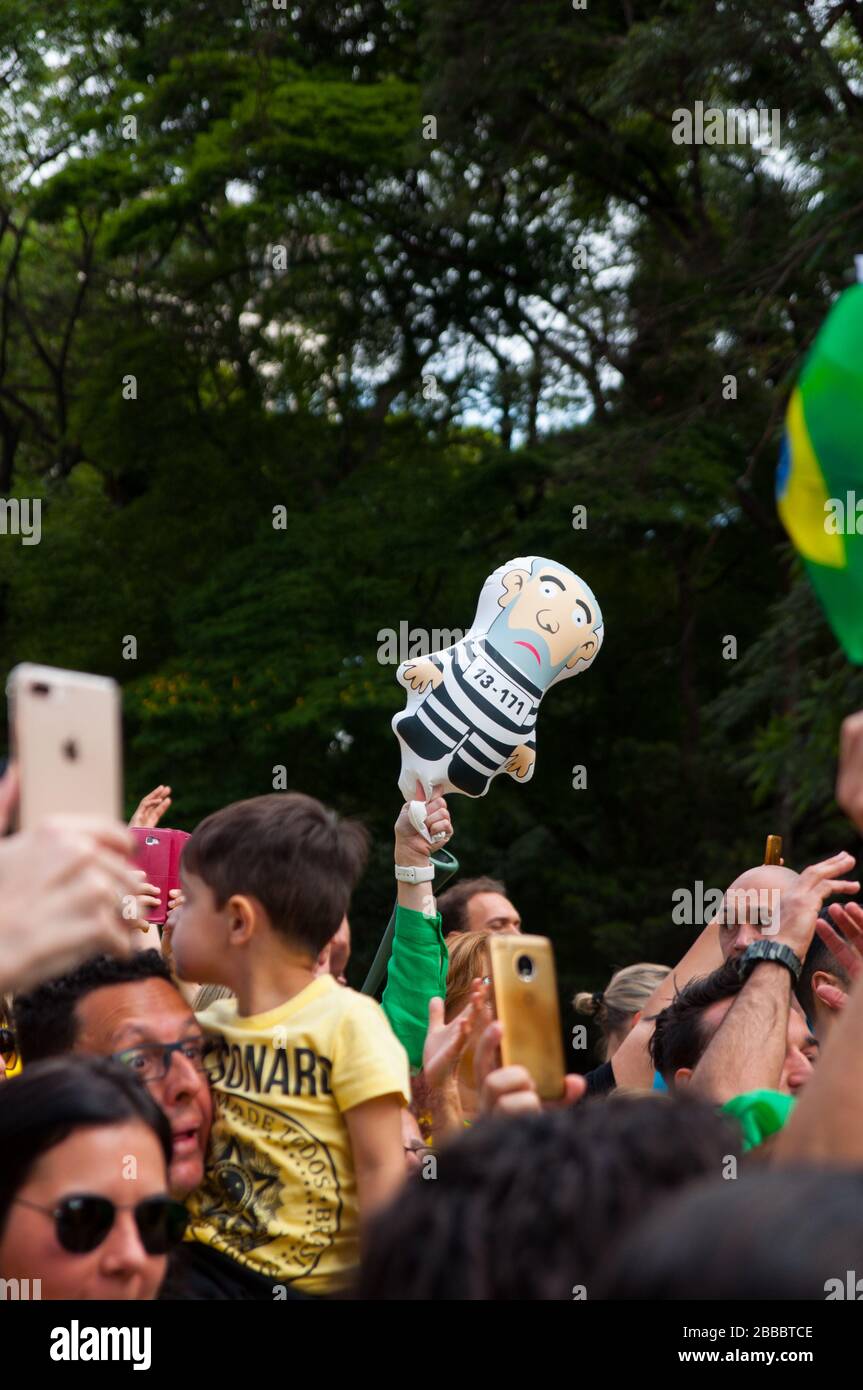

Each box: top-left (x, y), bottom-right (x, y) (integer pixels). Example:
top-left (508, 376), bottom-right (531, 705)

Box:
top-left (610, 917), bottom-right (724, 1089)
top-left (689, 854), bottom-right (856, 1103)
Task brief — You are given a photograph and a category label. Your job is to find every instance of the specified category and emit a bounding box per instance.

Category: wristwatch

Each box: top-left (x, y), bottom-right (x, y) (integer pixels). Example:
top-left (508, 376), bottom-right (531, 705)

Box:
top-left (737, 940), bottom-right (802, 984)
top-left (394, 863), bottom-right (435, 884)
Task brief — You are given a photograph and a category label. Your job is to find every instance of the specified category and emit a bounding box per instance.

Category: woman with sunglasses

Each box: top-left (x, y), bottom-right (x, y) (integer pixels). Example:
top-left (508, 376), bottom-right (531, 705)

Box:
top-left (0, 1055), bottom-right (187, 1299)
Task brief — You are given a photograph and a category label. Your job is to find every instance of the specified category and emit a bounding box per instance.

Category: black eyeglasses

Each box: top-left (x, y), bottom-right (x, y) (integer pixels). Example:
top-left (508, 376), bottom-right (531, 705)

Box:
top-left (111, 1036), bottom-right (210, 1083)
top-left (14, 1193), bottom-right (188, 1255)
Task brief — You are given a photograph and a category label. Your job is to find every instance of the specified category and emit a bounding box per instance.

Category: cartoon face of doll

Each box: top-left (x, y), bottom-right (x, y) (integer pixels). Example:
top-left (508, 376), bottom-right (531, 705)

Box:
top-left (486, 558), bottom-right (603, 687)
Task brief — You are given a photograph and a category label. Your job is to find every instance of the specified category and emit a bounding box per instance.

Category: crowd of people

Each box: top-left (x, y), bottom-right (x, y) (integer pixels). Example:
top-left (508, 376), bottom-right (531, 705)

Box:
top-left (4, 709), bottom-right (863, 1300)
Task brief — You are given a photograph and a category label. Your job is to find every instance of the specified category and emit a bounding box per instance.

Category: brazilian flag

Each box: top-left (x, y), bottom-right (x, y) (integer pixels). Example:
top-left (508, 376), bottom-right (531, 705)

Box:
top-left (776, 284), bottom-right (863, 662)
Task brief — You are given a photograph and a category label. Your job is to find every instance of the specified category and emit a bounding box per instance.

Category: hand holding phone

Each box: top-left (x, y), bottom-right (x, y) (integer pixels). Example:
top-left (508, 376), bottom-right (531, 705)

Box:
top-left (130, 826), bottom-right (190, 923)
top-left (0, 817), bottom-right (138, 992)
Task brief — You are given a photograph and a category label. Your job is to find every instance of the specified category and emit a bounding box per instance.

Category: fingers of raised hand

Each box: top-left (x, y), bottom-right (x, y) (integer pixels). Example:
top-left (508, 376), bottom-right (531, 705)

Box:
top-left (426, 805), bottom-right (452, 842)
top-left (815, 918), bottom-right (860, 978)
top-left (426, 996), bottom-right (445, 1033)
top-left (480, 1065), bottom-right (538, 1116)
top-left (806, 845), bottom-right (850, 878)
top-left (474, 1018), bottom-right (503, 1090)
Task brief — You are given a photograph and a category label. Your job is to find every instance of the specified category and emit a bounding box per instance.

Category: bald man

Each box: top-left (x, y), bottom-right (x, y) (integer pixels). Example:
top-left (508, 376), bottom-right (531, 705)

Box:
top-left (587, 860), bottom-right (803, 1095)
top-left (718, 864), bottom-right (800, 963)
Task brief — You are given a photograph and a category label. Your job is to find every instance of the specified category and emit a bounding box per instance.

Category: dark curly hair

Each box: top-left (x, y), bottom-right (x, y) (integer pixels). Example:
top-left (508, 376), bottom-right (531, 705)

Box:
top-left (13, 950), bottom-right (176, 1065)
top-left (595, 1167), bottom-right (863, 1300)
top-left (649, 959), bottom-right (743, 1085)
top-left (354, 1094), bottom-right (742, 1300)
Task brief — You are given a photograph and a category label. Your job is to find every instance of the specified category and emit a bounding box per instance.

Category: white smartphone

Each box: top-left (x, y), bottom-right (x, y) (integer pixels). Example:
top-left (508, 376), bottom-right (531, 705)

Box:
top-left (6, 664), bottom-right (122, 830)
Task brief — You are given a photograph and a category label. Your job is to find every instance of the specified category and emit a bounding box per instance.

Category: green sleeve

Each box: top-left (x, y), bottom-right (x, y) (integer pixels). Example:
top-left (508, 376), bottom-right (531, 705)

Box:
top-left (382, 904), bottom-right (449, 1071)
top-left (722, 1089), bottom-right (796, 1152)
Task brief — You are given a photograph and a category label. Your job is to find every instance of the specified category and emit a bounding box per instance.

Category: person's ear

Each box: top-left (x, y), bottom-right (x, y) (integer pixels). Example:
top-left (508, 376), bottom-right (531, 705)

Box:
top-left (629, 1010), bottom-right (642, 1030)
top-left (812, 969), bottom-right (843, 1009)
top-left (226, 893), bottom-right (257, 945)
top-left (315, 942), bottom-right (331, 977)
top-left (674, 1067), bottom-right (693, 1087)
top-left (498, 568), bottom-right (530, 608)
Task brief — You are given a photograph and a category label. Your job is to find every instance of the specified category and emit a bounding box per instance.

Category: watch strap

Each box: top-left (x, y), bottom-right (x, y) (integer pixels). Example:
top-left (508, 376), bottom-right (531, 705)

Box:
top-left (737, 940), bottom-right (802, 984)
top-left (395, 863), bottom-right (435, 884)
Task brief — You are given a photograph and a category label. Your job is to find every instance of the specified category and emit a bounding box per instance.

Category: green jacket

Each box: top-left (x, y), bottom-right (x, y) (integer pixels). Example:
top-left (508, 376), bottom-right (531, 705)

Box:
top-left (382, 904), bottom-right (449, 1070)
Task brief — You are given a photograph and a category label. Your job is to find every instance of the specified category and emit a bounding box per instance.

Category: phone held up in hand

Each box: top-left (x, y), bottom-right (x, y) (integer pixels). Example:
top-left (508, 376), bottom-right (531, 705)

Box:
top-left (130, 826), bottom-right (190, 924)
top-left (6, 663), bottom-right (122, 832)
top-left (764, 834), bottom-right (783, 866)
top-left (489, 934), bottom-right (566, 1101)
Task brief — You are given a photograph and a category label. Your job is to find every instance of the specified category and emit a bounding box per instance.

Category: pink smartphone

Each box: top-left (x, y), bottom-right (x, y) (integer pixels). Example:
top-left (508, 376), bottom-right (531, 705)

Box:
top-left (130, 826), bottom-right (190, 923)
top-left (6, 664), bottom-right (122, 831)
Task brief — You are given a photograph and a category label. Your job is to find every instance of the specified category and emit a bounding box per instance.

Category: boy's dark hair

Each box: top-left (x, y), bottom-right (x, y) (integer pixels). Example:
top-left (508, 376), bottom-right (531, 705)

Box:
top-left (649, 959), bottom-right (743, 1084)
top-left (797, 912), bottom-right (850, 1023)
top-left (356, 1094), bottom-right (742, 1300)
top-left (14, 950), bottom-right (175, 1066)
top-left (437, 875), bottom-right (507, 938)
top-left (183, 792), bottom-right (369, 956)
top-left (0, 1055), bottom-right (172, 1239)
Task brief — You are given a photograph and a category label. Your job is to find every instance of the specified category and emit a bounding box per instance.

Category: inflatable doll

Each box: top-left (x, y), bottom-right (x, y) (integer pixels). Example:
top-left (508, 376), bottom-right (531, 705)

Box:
top-left (392, 555), bottom-right (604, 805)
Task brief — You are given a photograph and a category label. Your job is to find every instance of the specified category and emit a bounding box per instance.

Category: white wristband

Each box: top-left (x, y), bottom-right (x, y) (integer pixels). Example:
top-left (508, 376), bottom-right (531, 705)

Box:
top-left (395, 863), bottom-right (435, 884)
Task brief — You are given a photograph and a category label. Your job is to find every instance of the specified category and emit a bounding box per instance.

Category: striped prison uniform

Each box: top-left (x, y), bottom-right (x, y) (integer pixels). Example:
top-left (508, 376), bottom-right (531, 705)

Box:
top-left (394, 636), bottom-right (543, 796)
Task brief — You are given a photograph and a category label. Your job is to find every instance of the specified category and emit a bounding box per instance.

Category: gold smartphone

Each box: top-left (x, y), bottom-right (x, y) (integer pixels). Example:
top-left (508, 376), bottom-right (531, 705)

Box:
top-left (7, 664), bottom-right (122, 831)
top-left (764, 834), bottom-right (783, 866)
top-left (489, 934), bottom-right (566, 1101)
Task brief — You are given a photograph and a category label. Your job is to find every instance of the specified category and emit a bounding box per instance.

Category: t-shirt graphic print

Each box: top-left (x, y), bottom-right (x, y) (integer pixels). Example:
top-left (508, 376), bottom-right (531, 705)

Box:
top-left (186, 975), bottom-right (410, 1294)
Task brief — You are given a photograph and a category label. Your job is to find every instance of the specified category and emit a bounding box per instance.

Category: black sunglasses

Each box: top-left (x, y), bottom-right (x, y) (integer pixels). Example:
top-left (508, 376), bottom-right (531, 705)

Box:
top-left (14, 1193), bottom-right (188, 1255)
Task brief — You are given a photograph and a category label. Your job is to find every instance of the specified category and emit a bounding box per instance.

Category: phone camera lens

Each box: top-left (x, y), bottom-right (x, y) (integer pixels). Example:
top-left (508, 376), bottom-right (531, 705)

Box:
top-left (30, 683), bottom-right (50, 697)
top-left (516, 954), bottom-right (534, 981)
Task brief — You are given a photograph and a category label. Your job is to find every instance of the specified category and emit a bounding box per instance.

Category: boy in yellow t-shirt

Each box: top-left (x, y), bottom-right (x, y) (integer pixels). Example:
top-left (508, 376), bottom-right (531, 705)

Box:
top-left (169, 793), bottom-right (410, 1298)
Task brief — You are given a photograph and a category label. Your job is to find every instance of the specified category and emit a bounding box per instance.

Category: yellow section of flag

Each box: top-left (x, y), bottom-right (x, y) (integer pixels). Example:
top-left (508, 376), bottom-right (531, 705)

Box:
top-left (778, 389), bottom-right (845, 568)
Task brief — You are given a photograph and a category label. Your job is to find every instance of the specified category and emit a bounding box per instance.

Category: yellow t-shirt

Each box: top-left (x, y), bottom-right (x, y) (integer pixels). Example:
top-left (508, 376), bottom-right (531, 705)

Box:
top-left (186, 975), bottom-right (410, 1295)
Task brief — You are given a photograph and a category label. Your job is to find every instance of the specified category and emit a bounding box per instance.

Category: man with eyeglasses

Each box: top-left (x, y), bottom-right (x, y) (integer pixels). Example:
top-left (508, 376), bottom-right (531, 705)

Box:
top-left (13, 951), bottom-right (212, 1201)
